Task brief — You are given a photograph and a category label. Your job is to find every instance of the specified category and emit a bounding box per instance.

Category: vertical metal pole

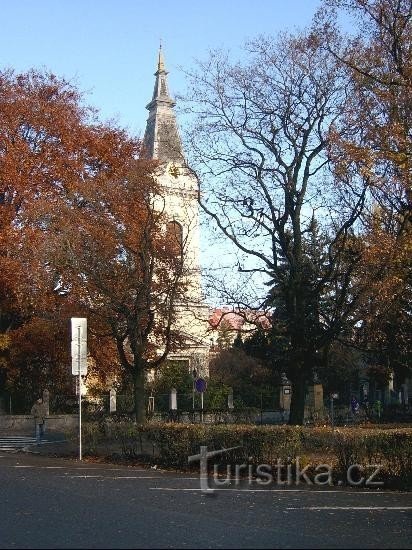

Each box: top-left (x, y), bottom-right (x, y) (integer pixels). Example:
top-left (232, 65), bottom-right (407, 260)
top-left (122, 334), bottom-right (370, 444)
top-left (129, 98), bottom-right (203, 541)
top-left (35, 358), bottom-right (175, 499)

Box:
top-left (192, 369), bottom-right (197, 422)
top-left (331, 396), bottom-right (334, 432)
top-left (78, 325), bottom-right (82, 461)
top-left (201, 392), bottom-right (204, 423)
top-left (192, 380), bottom-right (195, 411)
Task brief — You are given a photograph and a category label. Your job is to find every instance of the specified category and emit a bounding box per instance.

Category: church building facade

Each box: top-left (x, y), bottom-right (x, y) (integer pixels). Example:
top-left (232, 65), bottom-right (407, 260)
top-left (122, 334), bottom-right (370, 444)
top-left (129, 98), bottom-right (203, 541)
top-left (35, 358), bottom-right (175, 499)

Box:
top-left (142, 47), bottom-right (210, 375)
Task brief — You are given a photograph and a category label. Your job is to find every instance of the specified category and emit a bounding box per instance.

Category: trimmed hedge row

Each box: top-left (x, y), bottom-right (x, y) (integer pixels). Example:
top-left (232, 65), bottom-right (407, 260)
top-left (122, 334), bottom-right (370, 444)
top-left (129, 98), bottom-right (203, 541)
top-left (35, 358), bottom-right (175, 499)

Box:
top-left (106, 422), bottom-right (412, 488)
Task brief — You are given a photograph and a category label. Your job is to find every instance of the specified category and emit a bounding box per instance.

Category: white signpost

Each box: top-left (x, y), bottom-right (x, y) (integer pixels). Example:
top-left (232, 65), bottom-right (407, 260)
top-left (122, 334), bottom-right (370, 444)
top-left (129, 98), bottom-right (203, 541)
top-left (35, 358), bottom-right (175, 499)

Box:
top-left (71, 317), bottom-right (87, 461)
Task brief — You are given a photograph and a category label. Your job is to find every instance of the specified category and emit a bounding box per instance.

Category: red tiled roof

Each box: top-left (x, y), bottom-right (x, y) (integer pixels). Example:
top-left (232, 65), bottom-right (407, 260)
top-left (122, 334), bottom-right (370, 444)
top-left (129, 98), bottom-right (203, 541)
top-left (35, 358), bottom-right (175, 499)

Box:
top-left (209, 307), bottom-right (271, 331)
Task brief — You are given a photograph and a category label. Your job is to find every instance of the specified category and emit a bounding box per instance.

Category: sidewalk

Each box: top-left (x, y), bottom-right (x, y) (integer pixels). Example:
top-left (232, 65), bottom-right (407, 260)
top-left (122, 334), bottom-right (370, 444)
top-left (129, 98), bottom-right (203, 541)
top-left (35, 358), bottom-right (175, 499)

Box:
top-left (0, 430), bottom-right (74, 455)
top-left (27, 431), bottom-right (78, 456)
top-left (0, 426), bottom-right (127, 459)
top-left (21, 431), bottom-right (124, 459)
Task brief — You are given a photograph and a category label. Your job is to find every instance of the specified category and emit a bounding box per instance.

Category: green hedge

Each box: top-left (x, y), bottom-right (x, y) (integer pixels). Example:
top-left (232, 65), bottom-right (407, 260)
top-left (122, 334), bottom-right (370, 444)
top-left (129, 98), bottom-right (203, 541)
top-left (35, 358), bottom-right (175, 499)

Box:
top-left (106, 422), bottom-right (412, 488)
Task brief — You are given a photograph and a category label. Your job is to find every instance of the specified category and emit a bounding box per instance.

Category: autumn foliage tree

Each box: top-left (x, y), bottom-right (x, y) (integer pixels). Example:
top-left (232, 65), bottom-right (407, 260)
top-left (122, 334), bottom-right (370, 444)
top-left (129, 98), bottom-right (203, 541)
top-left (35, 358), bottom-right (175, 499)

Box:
top-left (47, 163), bottom-right (188, 422)
top-left (0, 68), bottom-right (190, 421)
top-left (319, 0), bottom-right (412, 387)
top-left (320, 0), bottom-right (411, 218)
top-left (0, 69), bottom-right (138, 407)
top-left (5, 318), bottom-right (73, 412)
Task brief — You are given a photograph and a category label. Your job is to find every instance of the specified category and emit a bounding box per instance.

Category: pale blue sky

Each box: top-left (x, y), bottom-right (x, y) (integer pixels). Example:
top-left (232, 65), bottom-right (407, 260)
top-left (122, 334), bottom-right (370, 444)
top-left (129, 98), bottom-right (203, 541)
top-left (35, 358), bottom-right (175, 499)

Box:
top-left (1, 0), bottom-right (323, 138)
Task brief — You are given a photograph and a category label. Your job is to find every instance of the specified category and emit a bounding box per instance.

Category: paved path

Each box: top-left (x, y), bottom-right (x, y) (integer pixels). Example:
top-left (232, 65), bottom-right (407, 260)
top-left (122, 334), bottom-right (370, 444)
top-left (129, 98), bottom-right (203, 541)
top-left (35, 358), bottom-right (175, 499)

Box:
top-left (0, 432), bottom-right (68, 452)
top-left (0, 452), bottom-right (410, 549)
top-left (0, 435), bottom-right (38, 451)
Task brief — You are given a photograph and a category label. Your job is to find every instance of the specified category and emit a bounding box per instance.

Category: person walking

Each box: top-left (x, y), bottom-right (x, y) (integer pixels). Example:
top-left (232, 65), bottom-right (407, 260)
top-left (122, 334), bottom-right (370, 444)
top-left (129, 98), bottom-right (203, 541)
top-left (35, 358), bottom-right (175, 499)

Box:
top-left (31, 398), bottom-right (47, 443)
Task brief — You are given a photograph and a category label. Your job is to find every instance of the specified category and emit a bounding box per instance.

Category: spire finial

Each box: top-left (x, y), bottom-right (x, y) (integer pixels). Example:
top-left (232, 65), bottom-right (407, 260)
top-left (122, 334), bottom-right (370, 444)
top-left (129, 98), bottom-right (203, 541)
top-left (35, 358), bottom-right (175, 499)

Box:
top-left (144, 46), bottom-right (184, 161)
top-left (157, 41), bottom-right (165, 72)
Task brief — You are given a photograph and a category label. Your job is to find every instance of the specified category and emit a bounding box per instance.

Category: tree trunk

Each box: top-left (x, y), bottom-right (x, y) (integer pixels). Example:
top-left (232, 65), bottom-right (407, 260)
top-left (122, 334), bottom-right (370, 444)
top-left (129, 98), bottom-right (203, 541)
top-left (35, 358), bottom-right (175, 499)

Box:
top-left (133, 367), bottom-right (146, 424)
top-left (288, 372), bottom-right (306, 425)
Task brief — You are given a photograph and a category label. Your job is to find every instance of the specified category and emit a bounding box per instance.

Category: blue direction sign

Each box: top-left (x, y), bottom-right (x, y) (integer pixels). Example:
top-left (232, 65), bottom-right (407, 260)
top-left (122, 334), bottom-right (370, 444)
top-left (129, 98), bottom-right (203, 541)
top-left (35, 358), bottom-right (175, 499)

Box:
top-left (195, 378), bottom-right (207, 393)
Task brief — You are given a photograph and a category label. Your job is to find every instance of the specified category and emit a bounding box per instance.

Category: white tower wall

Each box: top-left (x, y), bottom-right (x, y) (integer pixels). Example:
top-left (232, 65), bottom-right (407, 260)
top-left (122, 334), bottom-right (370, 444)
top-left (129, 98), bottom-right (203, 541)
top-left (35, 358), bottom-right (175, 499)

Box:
top-left (143, 48), bottom-right (210, 375)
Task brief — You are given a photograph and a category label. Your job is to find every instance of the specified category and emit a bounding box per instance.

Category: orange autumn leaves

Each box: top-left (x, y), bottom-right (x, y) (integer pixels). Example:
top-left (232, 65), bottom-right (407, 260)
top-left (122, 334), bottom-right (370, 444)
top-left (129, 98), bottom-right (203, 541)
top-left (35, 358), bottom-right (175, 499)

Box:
top-left (0, 69), bottom-right (185, 396)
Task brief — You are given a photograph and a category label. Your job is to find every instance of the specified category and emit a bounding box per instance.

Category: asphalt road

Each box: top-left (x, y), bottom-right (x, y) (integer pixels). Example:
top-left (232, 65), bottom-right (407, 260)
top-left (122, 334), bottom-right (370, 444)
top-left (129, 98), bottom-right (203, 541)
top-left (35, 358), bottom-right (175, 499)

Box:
top-left (0, 452), bottom-right (410, 549)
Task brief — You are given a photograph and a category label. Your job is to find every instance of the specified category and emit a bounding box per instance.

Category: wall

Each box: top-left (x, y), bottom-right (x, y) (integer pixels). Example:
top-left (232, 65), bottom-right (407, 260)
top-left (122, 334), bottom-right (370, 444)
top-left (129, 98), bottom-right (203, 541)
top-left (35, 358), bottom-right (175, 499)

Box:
top-left (0, 415), bottom-right (78, 432)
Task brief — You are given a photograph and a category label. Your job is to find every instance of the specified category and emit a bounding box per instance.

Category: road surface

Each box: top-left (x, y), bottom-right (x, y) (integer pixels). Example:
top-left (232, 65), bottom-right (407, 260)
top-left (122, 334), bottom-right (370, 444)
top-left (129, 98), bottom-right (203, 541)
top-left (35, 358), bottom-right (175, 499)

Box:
top-left (0, 452), bottom-right (410, 549)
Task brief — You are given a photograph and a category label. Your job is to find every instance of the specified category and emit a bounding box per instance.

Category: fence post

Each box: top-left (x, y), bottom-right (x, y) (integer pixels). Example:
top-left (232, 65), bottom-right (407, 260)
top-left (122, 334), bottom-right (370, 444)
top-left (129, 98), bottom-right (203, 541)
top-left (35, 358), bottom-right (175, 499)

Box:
top-left (170, 388), bottom-right (177, 410)
top-left (169, 388), bottom-right (177, 422)
top-left (147, 394), bottom-right (155, 415)
top-left (228, 388), bottom-right (234, 410)
top-left (43, 389), bottom-right (50, 416)
top-left (260, 392), bottom-right (263, 425)
top-left (109, 388), bottom-right (117, 414)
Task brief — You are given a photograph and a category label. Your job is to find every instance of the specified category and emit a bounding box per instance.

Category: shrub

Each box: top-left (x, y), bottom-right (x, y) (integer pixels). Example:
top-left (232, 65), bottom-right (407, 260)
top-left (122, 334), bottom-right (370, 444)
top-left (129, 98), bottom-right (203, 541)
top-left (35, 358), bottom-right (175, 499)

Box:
top-left (81, 421), bottom-right (106, 455)
top-left (104, 421), bottom-right (412, 488)
top-left (113, 423), bottom-right (307, 468)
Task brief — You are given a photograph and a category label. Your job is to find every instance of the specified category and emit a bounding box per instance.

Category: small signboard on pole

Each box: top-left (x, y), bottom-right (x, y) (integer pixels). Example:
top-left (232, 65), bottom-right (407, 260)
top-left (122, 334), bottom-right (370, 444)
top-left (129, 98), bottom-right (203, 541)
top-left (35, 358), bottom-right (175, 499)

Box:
top-left (71, 318), bottom-right (87, 375)
top-left (195, 378), bottom-right (207, 423)
top-left (195, 378), bottom-right (207, 393)
top-left (71, 317), bottom-right (87, 461)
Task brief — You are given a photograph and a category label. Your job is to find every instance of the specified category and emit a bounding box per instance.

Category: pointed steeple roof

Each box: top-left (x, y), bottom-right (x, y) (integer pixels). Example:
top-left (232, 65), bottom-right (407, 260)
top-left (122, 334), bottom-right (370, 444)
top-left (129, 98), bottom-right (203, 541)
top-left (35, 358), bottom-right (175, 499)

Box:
top-left (157, 43), bottom-right (166, 73)
top-left (143, 46), bottom-right (184, 162)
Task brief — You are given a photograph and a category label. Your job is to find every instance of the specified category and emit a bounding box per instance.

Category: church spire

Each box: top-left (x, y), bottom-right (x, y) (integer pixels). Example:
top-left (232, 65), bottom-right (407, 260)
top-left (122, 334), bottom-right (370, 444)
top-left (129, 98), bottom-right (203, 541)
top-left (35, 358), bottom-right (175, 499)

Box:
top-left (143, 46), bottom-right (184, 162)
top-left (157, 42), bottom-right (165, 72)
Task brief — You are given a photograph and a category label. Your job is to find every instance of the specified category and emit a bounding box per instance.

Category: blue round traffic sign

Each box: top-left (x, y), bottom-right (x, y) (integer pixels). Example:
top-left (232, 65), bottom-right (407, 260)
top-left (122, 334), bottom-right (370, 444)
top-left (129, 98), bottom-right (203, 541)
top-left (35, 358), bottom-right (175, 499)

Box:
top-left (195, 378), bottom-right (207, 393)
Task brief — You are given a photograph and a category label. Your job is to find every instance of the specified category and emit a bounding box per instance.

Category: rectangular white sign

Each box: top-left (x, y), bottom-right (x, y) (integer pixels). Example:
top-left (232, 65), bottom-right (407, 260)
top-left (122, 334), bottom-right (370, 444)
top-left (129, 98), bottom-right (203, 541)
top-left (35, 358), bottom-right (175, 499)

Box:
top-left (71, 317), bottom-right (87, 341)
top-left (71, 317), bottom-right (88, 375)
top-left (71, 352), bottom-right (88, 376)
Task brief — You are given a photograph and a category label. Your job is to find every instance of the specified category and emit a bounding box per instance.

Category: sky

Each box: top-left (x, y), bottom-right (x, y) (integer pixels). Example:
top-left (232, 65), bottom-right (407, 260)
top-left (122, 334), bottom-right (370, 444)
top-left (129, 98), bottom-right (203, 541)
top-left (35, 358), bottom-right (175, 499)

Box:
top-left (1, 0), bottom-right (323, 138)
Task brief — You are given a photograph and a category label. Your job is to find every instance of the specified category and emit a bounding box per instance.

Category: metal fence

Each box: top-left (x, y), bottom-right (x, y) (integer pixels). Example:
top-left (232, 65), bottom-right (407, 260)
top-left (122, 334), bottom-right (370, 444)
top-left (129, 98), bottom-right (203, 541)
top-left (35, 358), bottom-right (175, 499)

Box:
top-left (1, 389), bottom-right (410, 425)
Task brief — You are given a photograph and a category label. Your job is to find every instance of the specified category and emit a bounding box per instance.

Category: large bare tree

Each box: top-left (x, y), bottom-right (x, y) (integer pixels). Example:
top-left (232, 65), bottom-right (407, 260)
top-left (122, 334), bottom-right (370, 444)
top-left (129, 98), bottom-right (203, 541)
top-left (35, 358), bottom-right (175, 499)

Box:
top-left (183, 31), bottom-right (370, 424)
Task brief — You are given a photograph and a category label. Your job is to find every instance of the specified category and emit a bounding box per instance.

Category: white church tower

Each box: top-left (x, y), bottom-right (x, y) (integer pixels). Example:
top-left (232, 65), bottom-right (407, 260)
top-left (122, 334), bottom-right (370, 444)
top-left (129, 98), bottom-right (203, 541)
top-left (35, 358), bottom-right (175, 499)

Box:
top-left (143, 46), bottom-right (210, 374)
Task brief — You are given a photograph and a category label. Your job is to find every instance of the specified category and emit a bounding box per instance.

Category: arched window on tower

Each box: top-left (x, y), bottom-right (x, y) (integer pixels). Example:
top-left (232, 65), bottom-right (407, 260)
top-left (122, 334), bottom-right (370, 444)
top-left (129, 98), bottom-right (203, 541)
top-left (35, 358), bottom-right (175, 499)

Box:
top-left (166, 220), bottom-right (183, 257)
